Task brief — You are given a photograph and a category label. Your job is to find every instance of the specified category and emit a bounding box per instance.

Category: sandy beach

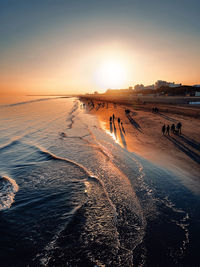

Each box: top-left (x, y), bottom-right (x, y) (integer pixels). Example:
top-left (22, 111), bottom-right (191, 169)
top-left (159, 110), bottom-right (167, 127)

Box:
top-left (81, 98), bottom-right (200, 186)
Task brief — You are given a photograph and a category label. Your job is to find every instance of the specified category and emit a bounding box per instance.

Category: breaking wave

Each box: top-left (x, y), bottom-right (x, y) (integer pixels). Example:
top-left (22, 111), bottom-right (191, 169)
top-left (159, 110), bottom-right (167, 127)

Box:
top-left (0, 176), bottom-right (19, 211)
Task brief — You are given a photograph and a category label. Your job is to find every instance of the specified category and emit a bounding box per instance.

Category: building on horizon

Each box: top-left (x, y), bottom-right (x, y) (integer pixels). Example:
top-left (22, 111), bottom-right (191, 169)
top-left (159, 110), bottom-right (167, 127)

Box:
top-left (134, 84), bottom-right (155, 90)
top-left (155, 80), bottom-right (182, 89)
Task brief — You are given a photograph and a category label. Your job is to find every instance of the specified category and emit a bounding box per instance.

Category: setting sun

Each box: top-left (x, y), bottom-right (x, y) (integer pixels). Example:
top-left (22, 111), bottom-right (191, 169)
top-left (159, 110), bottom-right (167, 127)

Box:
top-left (94, 59), bottom-right (127, 89)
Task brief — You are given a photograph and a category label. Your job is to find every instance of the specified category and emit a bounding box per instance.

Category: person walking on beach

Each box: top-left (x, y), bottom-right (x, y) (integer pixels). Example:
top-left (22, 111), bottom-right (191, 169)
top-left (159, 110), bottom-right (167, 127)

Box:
top-left (166, 125), bottom-right (170, 135)
top-left (118, 117), bottom-right (121, 124)
top-left (177, 122), bottom-right (182, 134)
top-left (162, 124), bottom-right (166, 135)
top-left (171, 124), bottom-right (175, 134)
top-left (110, 116), bottom-right (112, 122)
top-left (125, 109), bottom-right (130, 115)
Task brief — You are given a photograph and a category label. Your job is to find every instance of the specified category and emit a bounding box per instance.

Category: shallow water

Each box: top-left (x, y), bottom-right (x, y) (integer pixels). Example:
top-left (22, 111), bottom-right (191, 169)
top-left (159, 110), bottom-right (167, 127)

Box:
top-left (0, 97), bottom-right (199, 266)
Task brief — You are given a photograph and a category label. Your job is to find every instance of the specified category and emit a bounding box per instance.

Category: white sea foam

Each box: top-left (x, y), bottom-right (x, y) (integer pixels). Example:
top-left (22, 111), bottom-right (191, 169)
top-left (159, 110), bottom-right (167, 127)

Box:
top-left (0, 176), bottom-right (19, 210)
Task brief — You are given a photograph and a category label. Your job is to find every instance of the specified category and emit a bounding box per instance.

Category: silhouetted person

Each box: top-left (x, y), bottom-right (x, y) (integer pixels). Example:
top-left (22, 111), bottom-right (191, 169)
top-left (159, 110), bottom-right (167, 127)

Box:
top-left (177, 122), bottom-right (182, 134)
top-left (171, 124), bottom-right (175, 134)
top-left (110, 116), bottom-right (112, 122)
top-left (125, 109), bottom-right (130, 115)
top-left (162, 124), bottom-right (166, 135)
top-left (166, 125), bottom-right (170, 135)
top-left (155, 107), bottom-right (159, 113)
top-left (112, 114), bottom-right (115, 122)
top-left (118, 117), bottom-right (120, 124)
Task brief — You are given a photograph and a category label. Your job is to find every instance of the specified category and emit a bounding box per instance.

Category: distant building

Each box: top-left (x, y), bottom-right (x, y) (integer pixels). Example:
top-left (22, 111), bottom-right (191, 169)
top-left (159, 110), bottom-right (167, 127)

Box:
top-left (144, 84), bottom-right (155, 90)
top-left (168, 82), bottom-right (182, 88)
top-left (134, 84), bottom-right (144, 91)
top-left (155, 80), bottom-right (168, 89)
top-left (134, 84), bottom-right (155, 90)
top-left (155, 80), bottom-right (181, 89)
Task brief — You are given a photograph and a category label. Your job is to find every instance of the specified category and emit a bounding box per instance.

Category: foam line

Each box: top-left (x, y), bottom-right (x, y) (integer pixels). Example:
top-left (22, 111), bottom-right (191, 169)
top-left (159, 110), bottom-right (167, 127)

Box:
top-left (26, 143), bottom-right (117, 214)
top-left (0, 176), bottom-right (19, 210)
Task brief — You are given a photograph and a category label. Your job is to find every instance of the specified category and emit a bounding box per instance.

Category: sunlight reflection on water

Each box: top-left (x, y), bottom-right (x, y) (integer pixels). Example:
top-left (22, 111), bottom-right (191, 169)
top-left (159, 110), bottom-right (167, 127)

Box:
top-left (100, 121), bottom-right (120, 143)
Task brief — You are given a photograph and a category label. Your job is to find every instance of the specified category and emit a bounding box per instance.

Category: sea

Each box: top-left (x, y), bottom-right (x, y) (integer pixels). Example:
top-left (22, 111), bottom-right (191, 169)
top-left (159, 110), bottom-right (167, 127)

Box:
top-left (0, 96), bottom-right (200, 267)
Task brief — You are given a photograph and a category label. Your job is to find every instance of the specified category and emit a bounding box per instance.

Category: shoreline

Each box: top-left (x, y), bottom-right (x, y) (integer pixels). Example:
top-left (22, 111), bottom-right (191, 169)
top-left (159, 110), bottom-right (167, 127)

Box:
top-left (80, 97), bottom-right (200, 188)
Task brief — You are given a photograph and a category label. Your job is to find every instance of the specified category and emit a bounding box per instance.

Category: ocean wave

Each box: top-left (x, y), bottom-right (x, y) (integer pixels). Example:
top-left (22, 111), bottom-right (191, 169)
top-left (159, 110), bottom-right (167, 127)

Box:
top-left (0, 175), bottom-right (19, 211)
top-left (1, 137), bottom-right (92, 177)
top-left (31, 144), bottom-right (116, 214)
top-left (0, 138), bottom-right (21, 152)
top-left (32, 144), bottom-right (92, 174)
top-left (33, 180), bottom-right (119, 267)
top-left (0, 97), bottom-right (63, 108)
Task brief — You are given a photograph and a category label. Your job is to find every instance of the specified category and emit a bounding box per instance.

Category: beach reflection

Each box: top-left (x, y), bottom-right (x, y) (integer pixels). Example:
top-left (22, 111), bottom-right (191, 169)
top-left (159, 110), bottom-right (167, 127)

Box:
top-left (100, 120), bottom-right (126, 149)
top-left (119, 123), bottom-right (127, 149)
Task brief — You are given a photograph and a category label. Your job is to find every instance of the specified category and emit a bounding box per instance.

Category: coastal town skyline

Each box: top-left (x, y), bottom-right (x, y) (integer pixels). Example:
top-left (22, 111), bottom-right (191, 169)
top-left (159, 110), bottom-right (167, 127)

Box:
top-left (1, 0), bottom-right (200, 95)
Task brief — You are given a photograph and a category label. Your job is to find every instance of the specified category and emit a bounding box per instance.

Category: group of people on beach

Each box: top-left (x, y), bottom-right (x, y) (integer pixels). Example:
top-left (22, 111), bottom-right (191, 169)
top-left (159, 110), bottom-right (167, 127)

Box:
top-left (110, 113), bottom-right (122, 125)
top-left (97, 102), bottom-right (108, 109)
top-left (82, 100), bottom-right (184, 139)
top-left (92, 101), bottom-right (109, 109)
top-left (162, 122), bottom-right (182, 135)
top-left (110, 114), bottom-right (125, 133)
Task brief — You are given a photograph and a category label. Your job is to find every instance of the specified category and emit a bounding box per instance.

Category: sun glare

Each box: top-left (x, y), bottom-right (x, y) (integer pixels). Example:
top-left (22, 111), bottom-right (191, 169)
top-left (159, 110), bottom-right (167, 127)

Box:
top-left (95, 59), bottom-right (127, 90)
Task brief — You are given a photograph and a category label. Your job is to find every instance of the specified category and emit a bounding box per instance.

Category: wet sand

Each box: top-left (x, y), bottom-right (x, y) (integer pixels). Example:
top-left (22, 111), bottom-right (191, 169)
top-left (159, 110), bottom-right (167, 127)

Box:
top-left (81, 99), bottom-right (200, 186)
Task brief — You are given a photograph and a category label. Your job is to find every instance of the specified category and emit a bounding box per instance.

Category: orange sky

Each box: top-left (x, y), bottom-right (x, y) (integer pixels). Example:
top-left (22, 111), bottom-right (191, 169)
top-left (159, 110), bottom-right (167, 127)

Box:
top-left (0, 1), bottom-right (200, 95)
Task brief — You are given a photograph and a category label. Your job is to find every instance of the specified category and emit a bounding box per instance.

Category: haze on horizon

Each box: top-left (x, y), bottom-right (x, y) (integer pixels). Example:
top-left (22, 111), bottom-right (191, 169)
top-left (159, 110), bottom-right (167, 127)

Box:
top-left (0, 0), bottom-right (200, 96)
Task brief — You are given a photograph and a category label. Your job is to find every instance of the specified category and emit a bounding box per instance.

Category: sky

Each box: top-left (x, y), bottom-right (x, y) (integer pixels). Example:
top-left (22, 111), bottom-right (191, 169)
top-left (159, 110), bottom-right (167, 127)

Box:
top-left (0, 0), bottom-right (200, 95)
